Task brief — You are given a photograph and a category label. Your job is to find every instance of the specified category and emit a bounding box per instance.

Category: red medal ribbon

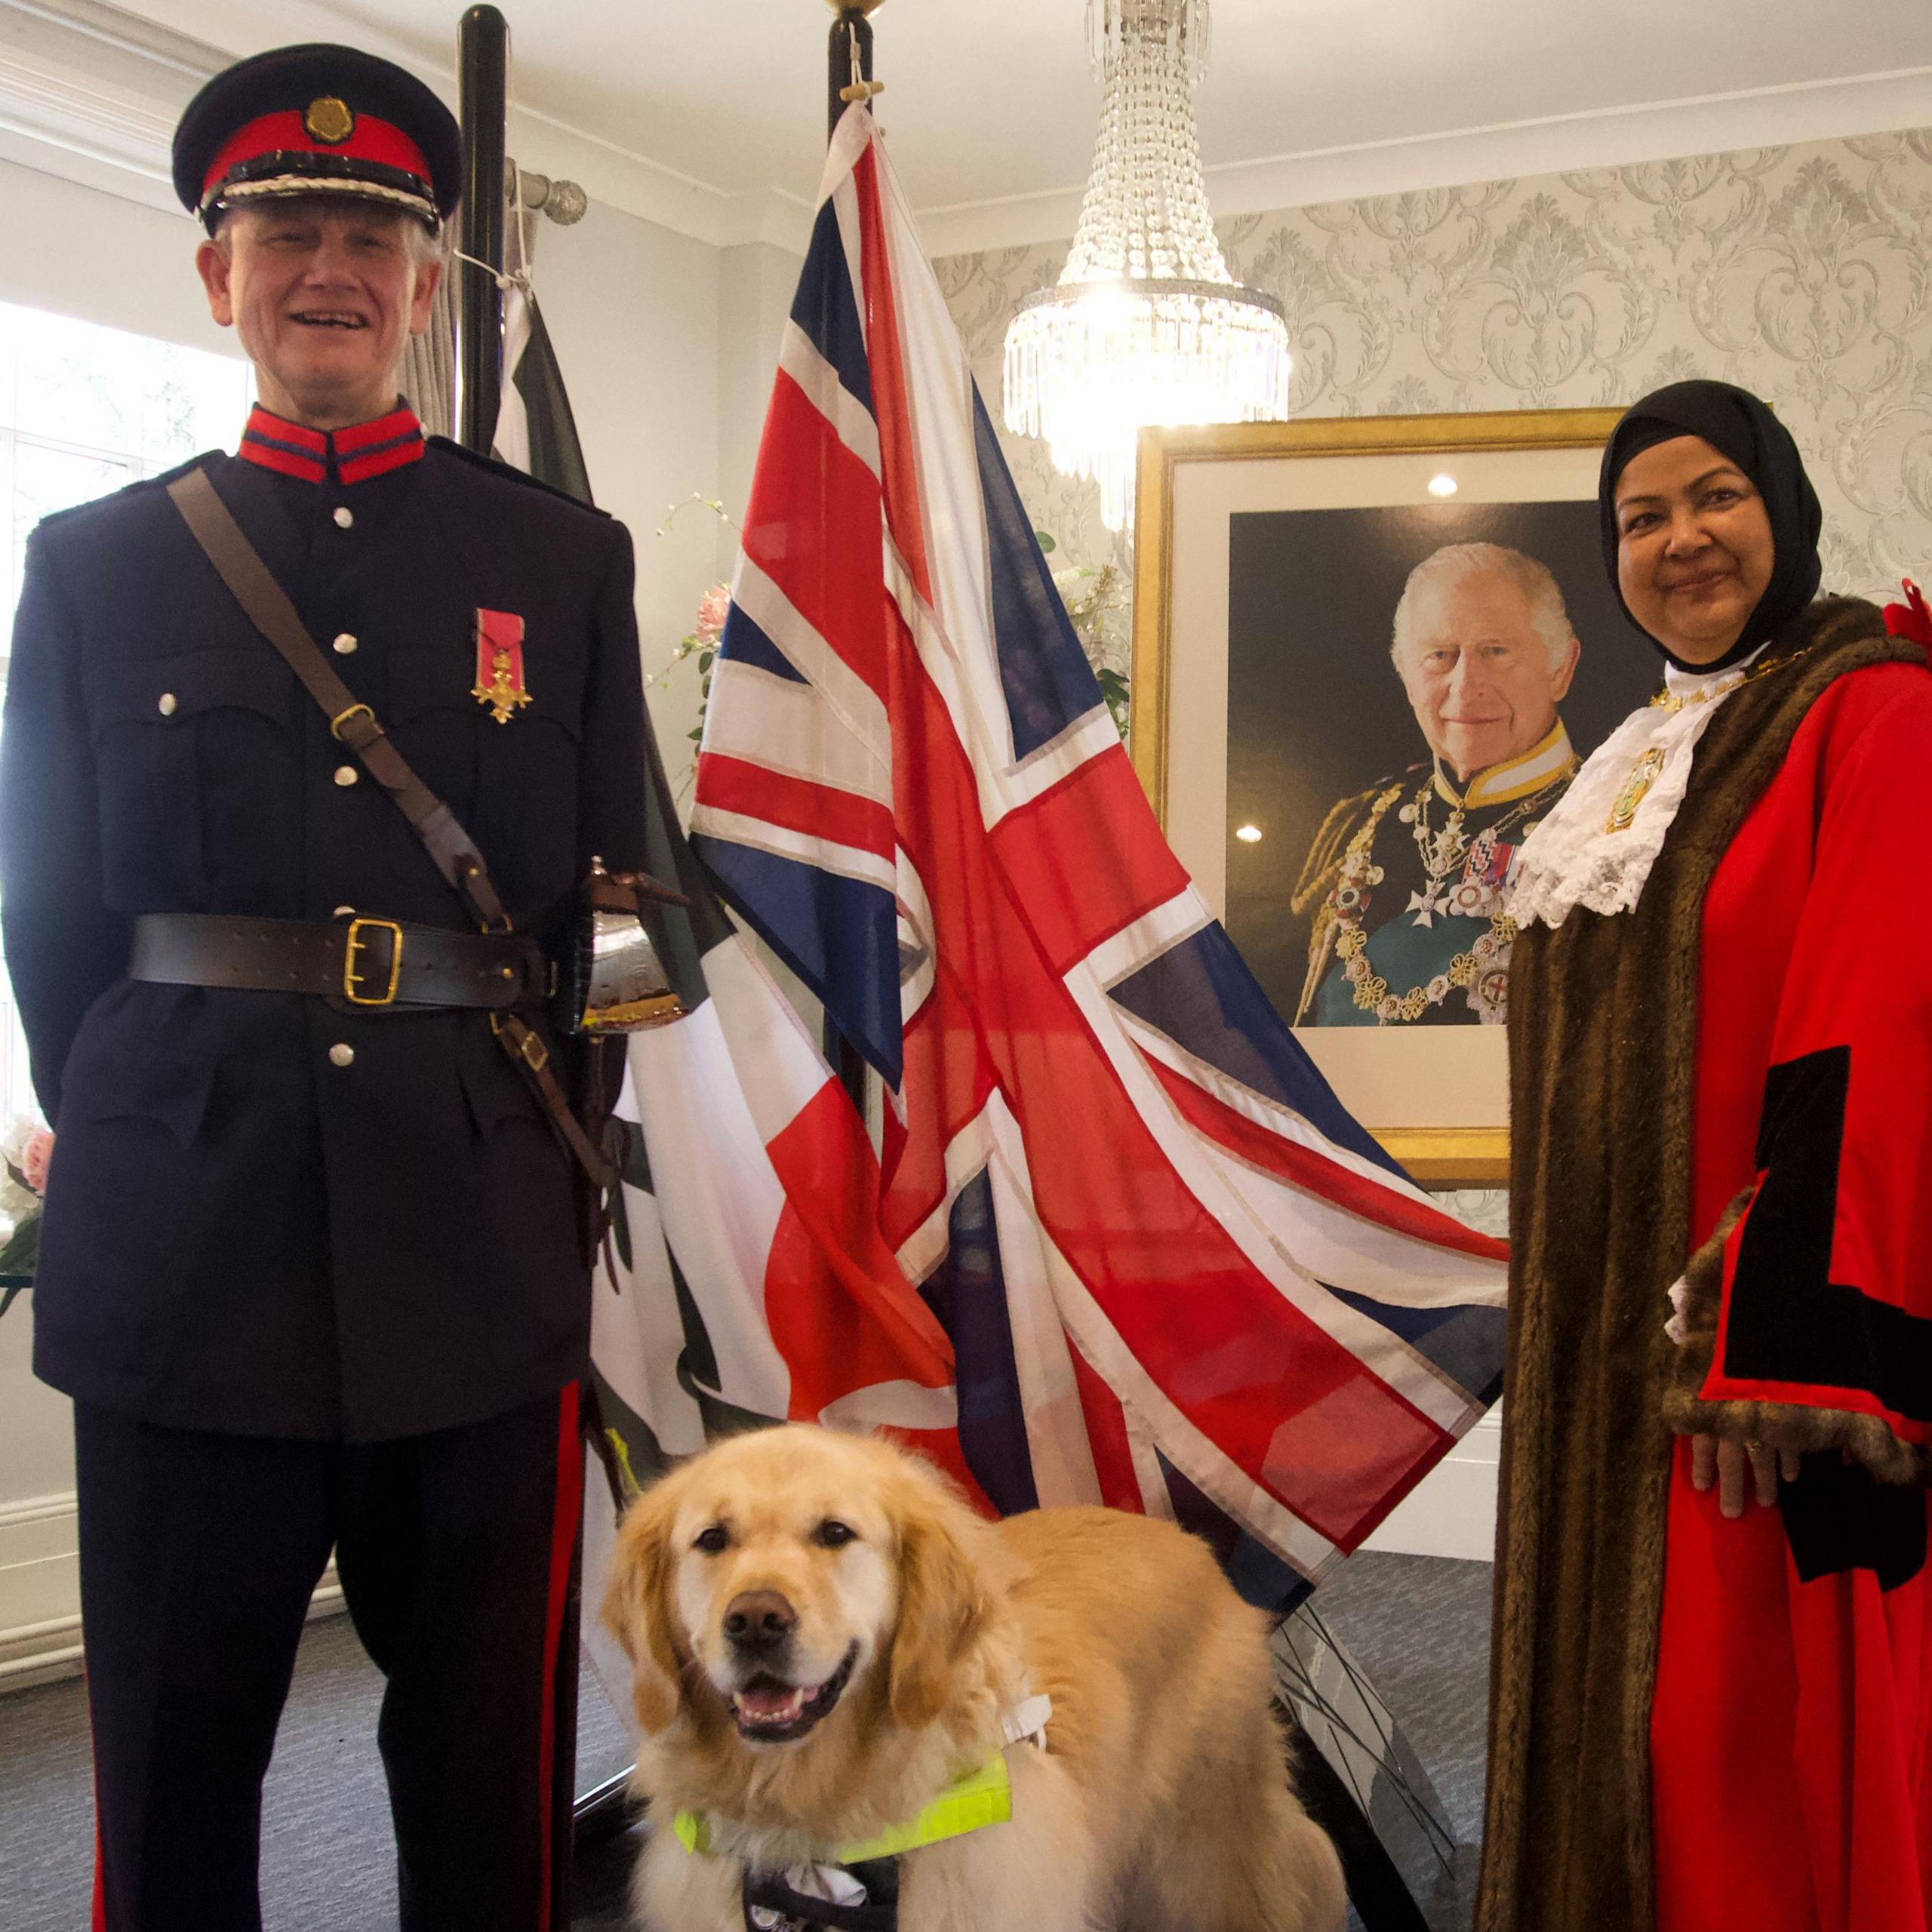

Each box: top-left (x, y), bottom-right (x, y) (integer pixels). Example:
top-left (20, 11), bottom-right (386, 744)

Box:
top-left (472, 609), bottom-right (530, 724)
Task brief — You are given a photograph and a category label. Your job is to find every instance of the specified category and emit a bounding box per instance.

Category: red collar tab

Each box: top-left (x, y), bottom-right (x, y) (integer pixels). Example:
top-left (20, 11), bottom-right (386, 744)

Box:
top-left (239, 403), bottom-right (424, 485)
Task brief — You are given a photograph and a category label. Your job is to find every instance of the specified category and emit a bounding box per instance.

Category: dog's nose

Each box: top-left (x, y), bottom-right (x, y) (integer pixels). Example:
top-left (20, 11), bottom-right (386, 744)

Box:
top-left (723, 1589), bottom-right (797, 1651)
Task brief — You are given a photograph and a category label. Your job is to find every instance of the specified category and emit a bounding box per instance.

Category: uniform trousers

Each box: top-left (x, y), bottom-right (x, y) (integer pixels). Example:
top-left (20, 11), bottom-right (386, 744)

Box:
top-left (75, 1383), bottom-right (585, 1932)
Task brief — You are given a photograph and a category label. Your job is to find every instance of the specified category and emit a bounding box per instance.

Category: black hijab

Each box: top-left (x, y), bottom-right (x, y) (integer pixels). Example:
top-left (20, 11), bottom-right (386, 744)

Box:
top-left (1598, 379), bottom-right (1823, 674)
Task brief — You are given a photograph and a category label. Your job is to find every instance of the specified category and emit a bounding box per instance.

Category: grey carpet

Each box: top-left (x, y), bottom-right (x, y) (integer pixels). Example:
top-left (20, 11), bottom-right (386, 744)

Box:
top-left (1315, 1552), bottom-right (1492, 1932)
top-left (0, 1551), bottom-right (1490, 1930)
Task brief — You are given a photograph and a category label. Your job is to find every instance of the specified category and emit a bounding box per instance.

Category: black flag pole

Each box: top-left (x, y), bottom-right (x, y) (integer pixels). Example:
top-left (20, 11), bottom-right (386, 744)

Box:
top-left (827, 0), bottom-right (885, 144)
top-left (823, 2), bottom-right (884, 1115)
top-left (454, 4), bottom-right (509, 454)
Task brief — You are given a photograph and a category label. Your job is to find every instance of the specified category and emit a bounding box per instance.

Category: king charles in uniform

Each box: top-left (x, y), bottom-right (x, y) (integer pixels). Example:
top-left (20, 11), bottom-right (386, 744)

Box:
top-left (0, 44), bottom-right (652, 1932)
top-left (1292, 542), bottom-right (1582, 1026)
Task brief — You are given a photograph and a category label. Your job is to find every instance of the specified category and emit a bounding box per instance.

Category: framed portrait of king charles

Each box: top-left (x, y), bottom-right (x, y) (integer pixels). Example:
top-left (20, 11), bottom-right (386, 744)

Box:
top-left (1130, 410), bottom-right (1657, 1183)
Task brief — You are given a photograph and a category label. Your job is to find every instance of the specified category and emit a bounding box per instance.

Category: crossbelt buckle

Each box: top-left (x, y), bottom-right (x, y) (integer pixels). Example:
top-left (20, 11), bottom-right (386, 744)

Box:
top-left (343, 917), bottom-right (405, 1006)
top-left (491, 1012), bottom-right (550, 1072)
top-left (331, 701), bottom-right (375, 744)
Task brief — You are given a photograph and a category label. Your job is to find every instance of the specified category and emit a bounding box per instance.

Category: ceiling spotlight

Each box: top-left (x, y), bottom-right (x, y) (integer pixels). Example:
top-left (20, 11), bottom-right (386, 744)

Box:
top-left (1428, 472), bottom-right (1458, 497)
top-left (1235, 823), bottom-right (1263, 843)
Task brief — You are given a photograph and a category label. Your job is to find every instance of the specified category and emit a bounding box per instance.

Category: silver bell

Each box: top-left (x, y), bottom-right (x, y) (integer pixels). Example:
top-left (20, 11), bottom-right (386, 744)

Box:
top-left (572, 857), bottom-right (686, 1035)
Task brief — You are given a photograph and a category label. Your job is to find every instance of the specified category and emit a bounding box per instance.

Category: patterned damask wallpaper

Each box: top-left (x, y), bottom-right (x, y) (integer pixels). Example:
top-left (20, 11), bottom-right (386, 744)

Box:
top-left (935, 128), bottom-right (1932, 632)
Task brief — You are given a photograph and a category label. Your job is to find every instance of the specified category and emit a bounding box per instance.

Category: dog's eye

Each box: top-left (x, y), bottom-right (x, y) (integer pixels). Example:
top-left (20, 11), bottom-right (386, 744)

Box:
top-left (813, 1519), bottom-right (857, 1549)
top-left (693, 1524), bottom-right (730, 1555)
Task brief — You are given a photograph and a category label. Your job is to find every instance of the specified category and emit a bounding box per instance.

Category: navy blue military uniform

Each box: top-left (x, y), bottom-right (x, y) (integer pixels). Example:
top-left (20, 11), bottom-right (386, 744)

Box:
top-left (0, 40), bottom-right (652, 1932)
top-left (8, 410), bottom-right (646, 1439)
top-left (3, 408), bottom-right (648, 1932)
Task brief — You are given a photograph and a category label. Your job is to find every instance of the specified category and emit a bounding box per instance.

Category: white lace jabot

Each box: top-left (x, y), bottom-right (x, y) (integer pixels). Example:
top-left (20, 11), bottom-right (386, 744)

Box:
top-left (1508, 645), bottom-right (1771, 929)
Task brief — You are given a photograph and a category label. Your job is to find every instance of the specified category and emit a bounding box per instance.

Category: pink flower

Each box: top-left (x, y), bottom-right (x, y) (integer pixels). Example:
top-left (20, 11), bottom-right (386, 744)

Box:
top-left (694, 585), bottom-right (732, 640)
top-left (21, 1128), bottom-right (51, 1196)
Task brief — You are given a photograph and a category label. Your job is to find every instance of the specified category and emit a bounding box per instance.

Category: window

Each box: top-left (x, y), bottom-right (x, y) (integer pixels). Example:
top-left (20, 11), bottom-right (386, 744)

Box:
top-left (0, 298), bottom-right (253, 1122)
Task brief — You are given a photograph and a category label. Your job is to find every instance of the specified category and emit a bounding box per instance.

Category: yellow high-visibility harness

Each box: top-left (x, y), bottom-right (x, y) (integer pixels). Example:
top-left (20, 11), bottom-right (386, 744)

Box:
top-left (669, 1693), bottom-right (1050, 1932)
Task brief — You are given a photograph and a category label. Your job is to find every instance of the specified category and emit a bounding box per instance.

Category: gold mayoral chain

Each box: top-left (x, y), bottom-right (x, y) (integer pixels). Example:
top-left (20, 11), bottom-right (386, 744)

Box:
top-left (1604, 652), bottom-right (1799, 835)
top-left (1327, 772), bottom-right (1565, 1026)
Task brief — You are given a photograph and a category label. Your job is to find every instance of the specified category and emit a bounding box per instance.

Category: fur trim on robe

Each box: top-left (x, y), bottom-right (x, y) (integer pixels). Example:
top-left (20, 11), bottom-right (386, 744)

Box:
top-left (1474, 598), bottom-right (1921, 1932)
top-left (1660, 1186), bottom-right (1932, 1487)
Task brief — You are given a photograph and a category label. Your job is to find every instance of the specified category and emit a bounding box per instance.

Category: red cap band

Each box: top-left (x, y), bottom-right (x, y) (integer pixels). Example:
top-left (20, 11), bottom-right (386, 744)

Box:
top-left (200, 109), bottom-right (431, 206)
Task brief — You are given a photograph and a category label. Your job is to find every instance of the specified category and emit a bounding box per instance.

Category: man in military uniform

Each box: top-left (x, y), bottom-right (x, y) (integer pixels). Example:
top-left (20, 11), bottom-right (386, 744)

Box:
top-left (0, 45), bottom-right (650, 1930)
top-left (1292, 542), bottom-right (1581, 1026)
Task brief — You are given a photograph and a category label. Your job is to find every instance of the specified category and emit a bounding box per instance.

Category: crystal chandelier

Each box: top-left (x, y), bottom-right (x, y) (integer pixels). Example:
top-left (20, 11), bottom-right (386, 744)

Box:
top-left (1003, 0), bottom-right (1291, 531)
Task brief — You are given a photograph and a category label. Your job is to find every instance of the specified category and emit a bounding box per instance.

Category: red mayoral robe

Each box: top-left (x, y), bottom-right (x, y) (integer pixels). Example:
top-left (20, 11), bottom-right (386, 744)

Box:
top-left (1653, 620), bottom-right (1932, 1930)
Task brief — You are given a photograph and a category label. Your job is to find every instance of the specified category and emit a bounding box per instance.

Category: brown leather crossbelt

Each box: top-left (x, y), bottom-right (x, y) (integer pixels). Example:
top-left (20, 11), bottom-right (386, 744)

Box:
top-left (131, 913), bottom-right (547, 1011)
top-left (162, 466), bottom-right (616, 1188)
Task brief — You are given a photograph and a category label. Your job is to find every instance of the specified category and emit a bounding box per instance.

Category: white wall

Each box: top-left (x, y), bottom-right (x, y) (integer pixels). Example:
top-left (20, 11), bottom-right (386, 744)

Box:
top-left (535, 194), bottom-right (731, 768)
top-left (0, 153), bottom-right (235, 356)
top-left (0, 148), bottom-right (751, 1681)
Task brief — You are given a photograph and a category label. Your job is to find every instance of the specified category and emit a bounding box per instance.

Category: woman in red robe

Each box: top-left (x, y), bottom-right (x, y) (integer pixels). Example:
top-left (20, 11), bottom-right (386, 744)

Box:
top-left (1478, 380), bottom-right (1932, 1932)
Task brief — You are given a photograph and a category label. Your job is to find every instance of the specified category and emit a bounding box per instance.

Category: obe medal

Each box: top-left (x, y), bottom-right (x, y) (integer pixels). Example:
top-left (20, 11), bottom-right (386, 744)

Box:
top-left (472, 608), bottom-right (531, 724)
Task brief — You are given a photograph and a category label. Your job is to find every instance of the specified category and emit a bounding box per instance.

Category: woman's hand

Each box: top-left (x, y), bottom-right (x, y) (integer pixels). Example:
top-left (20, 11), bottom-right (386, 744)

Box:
top-left (1690, 1435), bottom-right (1801, 1518)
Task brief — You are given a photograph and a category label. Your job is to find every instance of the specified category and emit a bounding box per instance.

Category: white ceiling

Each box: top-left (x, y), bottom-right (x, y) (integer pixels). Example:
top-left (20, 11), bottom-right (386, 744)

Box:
top-left (11, 0), bottom-right (1932, 254)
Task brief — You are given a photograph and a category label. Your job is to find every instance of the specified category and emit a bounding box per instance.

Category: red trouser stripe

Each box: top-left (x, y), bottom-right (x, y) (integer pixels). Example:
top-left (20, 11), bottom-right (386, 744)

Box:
top-left (535, 1382), bottom-right (584, 1932)
top-left (87, 1665), bottom-right (109, 1932)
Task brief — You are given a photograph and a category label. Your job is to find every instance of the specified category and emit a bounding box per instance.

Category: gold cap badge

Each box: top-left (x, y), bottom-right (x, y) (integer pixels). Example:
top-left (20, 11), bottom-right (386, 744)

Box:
top-left (304, 96), bottom-right (355, 145)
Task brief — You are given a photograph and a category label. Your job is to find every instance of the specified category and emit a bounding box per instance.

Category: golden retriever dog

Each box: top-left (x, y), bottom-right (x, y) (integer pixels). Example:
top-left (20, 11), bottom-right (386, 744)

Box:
top-left (601, 1424), bottom-right (1346, 1932)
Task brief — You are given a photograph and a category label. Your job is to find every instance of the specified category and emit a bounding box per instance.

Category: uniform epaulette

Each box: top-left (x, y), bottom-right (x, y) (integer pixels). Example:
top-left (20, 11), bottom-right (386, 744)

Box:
top-left (426, 436), bottom-right (609, 517)
top-left (30, 451), bottom-right (219, 534)
top-left (1289, 764), bottom-right (1423, 916)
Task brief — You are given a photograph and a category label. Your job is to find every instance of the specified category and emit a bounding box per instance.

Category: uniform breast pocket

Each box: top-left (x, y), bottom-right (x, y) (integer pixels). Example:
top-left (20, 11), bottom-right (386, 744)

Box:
top-left (91, 648), bottom-right (296, 904)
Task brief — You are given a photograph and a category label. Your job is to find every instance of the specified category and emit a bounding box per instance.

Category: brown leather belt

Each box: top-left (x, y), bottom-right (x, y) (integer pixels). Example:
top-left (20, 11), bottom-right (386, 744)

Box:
top-left (130, 913), bottom-right (548, 1012)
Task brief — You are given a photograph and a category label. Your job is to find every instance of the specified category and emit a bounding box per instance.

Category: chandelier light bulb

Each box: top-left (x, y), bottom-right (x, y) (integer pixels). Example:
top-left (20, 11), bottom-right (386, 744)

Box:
top-left (1003, 0), bottom-right (1291, 532)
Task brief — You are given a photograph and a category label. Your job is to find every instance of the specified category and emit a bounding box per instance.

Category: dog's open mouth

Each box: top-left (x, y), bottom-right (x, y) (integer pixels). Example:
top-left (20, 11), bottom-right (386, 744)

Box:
top-left (729, 1643), bottom-right (858, 1743)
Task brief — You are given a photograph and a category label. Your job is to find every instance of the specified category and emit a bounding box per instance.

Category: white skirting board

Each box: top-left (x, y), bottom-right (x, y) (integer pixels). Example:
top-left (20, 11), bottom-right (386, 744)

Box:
top-left (1362, 1405), bottom-right (1501, 1562)
top-left (0, 1491), bottom-right (80, 1692)
top-left (0, 1493), bottom-right (343, 1695)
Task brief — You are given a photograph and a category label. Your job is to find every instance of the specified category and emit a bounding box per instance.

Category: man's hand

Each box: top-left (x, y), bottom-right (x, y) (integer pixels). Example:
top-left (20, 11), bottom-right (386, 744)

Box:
top-left (1690, 1435), bottom-right (1801, 1518)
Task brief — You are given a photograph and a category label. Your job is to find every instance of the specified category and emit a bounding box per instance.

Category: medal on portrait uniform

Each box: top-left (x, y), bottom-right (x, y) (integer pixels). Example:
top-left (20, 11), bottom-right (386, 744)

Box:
top-left (472, 608), bottom-right (531, 724)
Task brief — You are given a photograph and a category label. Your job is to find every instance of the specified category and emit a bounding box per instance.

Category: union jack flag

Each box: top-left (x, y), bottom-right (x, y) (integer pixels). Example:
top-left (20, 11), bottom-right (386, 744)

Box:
top-left (664, 106), bottom-right (1508, 1606)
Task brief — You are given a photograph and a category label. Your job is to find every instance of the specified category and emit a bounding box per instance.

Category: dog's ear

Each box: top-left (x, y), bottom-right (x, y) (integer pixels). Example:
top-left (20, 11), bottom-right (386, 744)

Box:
top-left (600, 1479), bottom-right (691, 1735)
top-left (887, 1486), bottom-right (989, 1728)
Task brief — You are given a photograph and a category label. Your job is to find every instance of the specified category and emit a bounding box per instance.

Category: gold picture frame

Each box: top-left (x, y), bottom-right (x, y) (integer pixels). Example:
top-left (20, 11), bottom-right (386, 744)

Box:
top-left (1129, 409), bottom-right (1630, 1189)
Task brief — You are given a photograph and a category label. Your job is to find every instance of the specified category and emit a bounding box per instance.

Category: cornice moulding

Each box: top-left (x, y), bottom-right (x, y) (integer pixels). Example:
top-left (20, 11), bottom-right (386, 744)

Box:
top-left (4, 5), bottom-right (1925, 264)
top-left (0, 0), bottom-right (812, 250)
top-left (918, 65), bottom-right (1932, 259)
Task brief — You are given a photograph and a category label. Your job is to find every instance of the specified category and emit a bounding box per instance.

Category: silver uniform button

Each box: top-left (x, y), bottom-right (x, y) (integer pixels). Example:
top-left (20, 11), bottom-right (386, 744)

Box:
top-left (328, 1043), bottom-right (355, 1068)
top-left (332, 632), bottom-right (358, 654)
top-left (333, 506), bottom-right (353, 529)
top-left (157, 693), bottom-right (178, 717)
top-left (334, 765), bottom-right (358, 787)
top-left (332, 905), bottom-right (355, 918)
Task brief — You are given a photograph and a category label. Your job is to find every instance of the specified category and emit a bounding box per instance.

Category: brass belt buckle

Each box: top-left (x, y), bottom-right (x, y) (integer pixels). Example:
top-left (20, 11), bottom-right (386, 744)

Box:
top-left (343, 916), bottom-right (405, 1006)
